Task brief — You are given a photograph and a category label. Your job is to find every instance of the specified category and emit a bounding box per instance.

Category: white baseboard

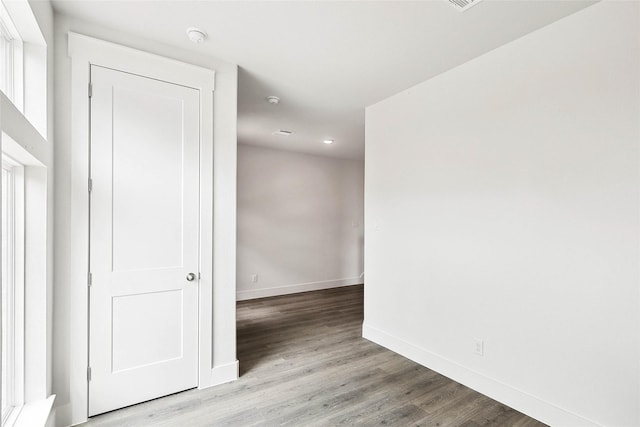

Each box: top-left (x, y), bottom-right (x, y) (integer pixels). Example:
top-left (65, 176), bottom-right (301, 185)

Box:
top-left (52, 402), bottom-right (73, 427)
top-left (198, 360), bottom-right (239, 390)
top-left (236, 278), bottom-right (363, 301)
top-left (362, 323), bottom-right (599, 427)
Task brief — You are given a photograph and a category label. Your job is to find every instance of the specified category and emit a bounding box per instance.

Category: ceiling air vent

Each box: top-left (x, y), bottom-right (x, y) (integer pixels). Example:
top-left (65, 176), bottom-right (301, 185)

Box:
top-left (446, 0), bottom-right (484, 12)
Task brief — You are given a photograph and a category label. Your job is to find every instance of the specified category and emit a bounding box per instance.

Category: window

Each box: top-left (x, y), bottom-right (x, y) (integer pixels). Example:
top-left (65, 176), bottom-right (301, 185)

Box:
top-left (1, 155), bottom-right (24, 427)
top-left (0, 0), bottom-right (50, 423)
top-left (0, 23), bottom-right (11, 98)
top-left (0, 2), bottom-right (21, 104)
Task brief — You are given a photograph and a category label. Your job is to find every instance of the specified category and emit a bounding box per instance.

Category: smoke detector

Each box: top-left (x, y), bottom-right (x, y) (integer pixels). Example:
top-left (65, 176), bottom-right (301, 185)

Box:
top-left (266, 96), bottom-right (280, 105)
top-left (186, 27), bottom-right (207, 44)
top-left (446, 0), bottom-right (483, 12)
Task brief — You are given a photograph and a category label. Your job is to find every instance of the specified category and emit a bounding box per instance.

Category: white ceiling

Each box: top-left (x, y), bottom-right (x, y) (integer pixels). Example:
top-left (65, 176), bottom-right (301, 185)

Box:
top-left (51, 0), bottom-right (597, 160)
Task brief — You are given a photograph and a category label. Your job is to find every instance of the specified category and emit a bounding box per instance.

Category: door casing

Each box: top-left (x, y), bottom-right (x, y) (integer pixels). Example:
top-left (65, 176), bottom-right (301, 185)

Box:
top-left (66, 32), bottom-right (238, 426)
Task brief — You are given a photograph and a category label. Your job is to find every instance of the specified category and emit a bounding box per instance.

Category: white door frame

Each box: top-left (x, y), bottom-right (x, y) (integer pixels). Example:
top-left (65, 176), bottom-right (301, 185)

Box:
top-left (67, 32), bottom-right (238, 424)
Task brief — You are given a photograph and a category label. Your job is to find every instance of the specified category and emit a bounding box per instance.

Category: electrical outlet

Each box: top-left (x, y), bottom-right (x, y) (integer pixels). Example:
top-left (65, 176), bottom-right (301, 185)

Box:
top-left (251, 274), bottom-right (258, 283)
top-left (474, 339), bottom-right (484, 356)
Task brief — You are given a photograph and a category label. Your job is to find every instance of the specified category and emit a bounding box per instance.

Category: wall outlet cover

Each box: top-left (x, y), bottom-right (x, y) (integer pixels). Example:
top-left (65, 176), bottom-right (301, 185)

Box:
top-left (474, 339), bottom-right (484, 356)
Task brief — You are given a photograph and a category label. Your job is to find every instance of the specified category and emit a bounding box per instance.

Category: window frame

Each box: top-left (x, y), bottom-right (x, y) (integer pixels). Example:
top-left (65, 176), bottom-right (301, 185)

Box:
top-left (0, 0), bottom-right (52, 423)
top-left (0, 1), bottom-right (23, 110)
top-left (0, 21), bottom-right (13, 100)
top-left (1, 155), bottom-right (25, 427)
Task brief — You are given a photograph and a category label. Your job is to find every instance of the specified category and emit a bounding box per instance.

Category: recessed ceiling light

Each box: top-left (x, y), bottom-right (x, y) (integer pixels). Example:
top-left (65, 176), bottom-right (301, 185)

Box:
top-left (323, 139), bottom-right (334, 144)
top-left (186, 27), bottom-right (207, 44)
top-left (272, 130), bottom-right (293, 136)
top-left (266, 96), bottom-right (280, 105)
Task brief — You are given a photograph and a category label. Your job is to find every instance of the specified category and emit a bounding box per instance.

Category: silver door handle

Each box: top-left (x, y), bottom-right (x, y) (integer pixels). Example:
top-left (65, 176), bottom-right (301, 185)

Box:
top-left (186, 273), bottom-right (197, 282)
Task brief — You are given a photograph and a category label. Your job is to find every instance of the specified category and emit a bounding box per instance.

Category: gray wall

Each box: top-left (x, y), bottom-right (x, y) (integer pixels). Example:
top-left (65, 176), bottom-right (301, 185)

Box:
top-left (237, 144), bottom-right (364, 300)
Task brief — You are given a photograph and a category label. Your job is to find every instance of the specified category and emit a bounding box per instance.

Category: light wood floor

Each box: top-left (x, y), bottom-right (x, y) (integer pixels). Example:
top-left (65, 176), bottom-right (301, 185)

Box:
top-left (82, 285), bottom-right (546, 426)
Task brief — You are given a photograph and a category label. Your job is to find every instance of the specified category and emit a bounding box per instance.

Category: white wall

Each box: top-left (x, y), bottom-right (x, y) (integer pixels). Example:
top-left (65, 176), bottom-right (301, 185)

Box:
top-left (237, 144), bottom-right (364, 300)
top-left (53, 14), bottom-right (238, 427)
top-left (364, 2), bottom-right (639, 426)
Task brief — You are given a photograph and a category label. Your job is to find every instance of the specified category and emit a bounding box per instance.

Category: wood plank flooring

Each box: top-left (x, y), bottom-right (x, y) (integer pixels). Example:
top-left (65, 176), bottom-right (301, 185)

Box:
top-left (82, 285), bottom-right (546, 426)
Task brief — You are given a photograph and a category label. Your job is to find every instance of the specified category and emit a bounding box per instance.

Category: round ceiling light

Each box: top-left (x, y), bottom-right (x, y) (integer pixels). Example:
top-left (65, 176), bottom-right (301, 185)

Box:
top-left (323, 139), bottom-right (334, 144)
top-left (266, 96), bottom-right (280, 105)
top-left (186, 27), bottom-right (207, 44)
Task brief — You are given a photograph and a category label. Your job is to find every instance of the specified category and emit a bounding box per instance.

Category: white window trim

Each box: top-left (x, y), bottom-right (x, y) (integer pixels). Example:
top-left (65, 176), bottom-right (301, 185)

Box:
top-left (0, 1), bottom-right (52, 426)
top-left (0, 125), bottom-right (53, 427)
top-left (0, 0), bottom-right (47, 138)
top-left (2, 155), bottom-right (25, 427)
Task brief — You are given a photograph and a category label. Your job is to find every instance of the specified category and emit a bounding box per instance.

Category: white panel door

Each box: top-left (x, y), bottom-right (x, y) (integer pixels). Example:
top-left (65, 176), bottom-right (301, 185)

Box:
top-left (89, 65), bottom-right (200, 416)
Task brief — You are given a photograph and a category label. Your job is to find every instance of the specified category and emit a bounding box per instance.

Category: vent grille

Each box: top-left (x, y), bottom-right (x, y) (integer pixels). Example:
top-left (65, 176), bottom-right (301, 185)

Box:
top-left (447, 0), bottom-right (484, 12)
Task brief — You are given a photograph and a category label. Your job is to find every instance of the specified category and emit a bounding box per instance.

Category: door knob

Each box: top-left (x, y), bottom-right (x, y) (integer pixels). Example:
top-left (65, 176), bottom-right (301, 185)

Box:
top-left (186, 273), bottom-right (197, 282)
